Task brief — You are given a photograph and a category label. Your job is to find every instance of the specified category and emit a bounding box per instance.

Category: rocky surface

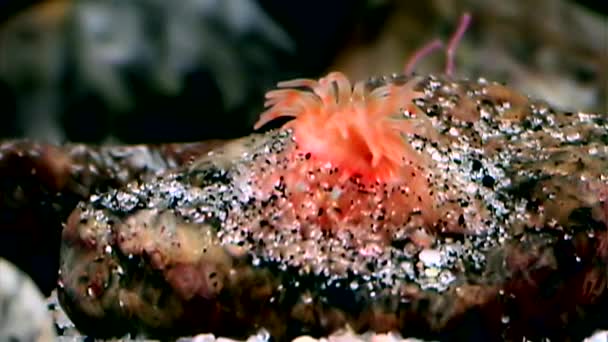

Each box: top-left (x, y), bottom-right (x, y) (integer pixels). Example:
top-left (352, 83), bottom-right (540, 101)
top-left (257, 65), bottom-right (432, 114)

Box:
top-left (0, 1), bottom-right (603, 341)
top-left (56, 75), bottom-right (608, 341)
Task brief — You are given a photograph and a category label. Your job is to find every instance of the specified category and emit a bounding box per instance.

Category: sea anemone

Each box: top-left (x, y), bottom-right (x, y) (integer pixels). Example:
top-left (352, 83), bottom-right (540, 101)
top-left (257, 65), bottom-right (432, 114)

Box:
top-left (254, 72), bottom-right (426, 184)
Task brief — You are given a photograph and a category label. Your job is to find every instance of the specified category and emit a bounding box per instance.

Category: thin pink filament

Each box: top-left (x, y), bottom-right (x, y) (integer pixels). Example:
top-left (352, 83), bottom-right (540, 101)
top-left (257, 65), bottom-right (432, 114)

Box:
top-left (445, 12), bottom-right (472, 76)
top-left (403, 12), bottom-right (473, 77)
top-left (404, 39), bottom-right (444, 75)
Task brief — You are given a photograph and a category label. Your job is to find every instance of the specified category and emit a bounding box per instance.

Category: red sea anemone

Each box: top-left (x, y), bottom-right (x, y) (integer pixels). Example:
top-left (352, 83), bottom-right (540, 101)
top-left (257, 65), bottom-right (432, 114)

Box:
top-left (251, 72), bottom-right (439, 242)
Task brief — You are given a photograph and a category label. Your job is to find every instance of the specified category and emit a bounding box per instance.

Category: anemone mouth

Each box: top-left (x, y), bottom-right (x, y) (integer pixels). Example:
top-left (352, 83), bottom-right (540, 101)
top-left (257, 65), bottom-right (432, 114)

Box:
top-left (254, 72), bottom-right (427, 184)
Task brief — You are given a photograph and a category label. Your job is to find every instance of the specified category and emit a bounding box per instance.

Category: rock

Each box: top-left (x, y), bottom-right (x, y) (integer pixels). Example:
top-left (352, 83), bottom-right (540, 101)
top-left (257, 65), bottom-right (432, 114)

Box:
top-left (586, 331), bottom-right (608, 342)
top-left (57, 75), bottom-right (608, 341)
top-left (0, 258), bottom-right (56, 342)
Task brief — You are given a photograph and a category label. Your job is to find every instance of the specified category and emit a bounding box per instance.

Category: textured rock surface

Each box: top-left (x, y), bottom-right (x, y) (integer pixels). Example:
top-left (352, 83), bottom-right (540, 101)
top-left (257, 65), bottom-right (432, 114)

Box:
top-left (0, 258), bottom-right (56, 342)
top-left (57, 75), bottom-right (608, 341)
top-left (0, 139), bottom-right (222, 295)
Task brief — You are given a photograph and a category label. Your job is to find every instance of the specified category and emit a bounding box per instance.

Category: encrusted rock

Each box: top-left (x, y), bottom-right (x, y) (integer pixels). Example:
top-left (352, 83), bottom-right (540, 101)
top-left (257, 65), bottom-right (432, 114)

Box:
top-left (57, 76), bottom-right (608, 341)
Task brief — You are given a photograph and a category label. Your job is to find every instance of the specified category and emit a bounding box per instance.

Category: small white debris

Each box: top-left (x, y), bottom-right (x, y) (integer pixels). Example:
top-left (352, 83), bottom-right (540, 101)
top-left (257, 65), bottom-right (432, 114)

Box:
top-left (419, 249), bottom-right (442, 267)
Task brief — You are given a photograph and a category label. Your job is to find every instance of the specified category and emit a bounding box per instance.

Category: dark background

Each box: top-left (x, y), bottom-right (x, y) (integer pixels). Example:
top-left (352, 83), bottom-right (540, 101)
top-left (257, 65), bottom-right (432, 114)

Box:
top-left (0, 0), bottom-right (604, 144)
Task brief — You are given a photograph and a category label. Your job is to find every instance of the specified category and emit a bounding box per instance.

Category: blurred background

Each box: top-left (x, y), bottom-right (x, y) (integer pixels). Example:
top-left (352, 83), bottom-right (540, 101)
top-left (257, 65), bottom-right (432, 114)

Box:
top-left (0, 0), bottom-right (605, 145)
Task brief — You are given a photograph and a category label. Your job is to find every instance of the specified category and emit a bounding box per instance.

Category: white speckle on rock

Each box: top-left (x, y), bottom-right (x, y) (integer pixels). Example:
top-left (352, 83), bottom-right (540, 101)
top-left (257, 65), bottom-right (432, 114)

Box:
top-left (418, 249), bottom-right (442, 267)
